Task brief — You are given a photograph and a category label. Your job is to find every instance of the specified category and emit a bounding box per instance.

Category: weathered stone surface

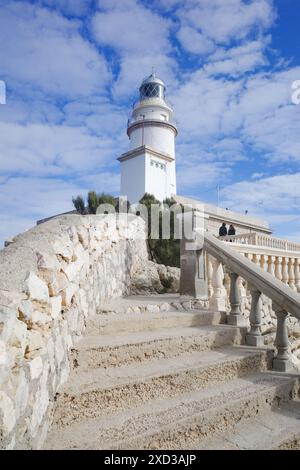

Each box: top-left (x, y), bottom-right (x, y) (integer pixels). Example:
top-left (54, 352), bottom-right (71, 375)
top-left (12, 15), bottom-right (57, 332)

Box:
top-left (24, 272), bottom-right (49, 303)
top-left (130, 260), bottom-right (180, 294)
top-left (48, 272), bottom-right (68, 297)
top-left (61, 284), bottom-right (77, 307)
top-left (49, 296), bottom-right (62, 320)
top-left (0, 214), bottom-right (150, 449)
top-left (0, 306), bottom-right (17, 342)
top-left (9, 320), bottom-right (28, 356)
top-left (19, 300), bottom-right (33, 322)
top-left (28, 356), bottom-right (44, 380)
top-left (26, 330), bottom-right (44, 354)
top-left (0, 391), bottom-right (16, 436)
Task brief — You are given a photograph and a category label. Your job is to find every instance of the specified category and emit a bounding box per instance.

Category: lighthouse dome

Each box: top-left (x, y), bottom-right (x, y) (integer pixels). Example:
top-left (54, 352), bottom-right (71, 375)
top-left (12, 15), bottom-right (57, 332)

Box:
top-left (139, 73), bottom-right (165, 100)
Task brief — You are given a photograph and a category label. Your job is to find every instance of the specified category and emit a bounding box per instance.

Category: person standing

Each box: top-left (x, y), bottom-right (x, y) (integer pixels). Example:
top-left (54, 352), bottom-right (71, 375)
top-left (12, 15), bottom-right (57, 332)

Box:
top-left (219, 222), bottom-right (227, 236)
top-left (228, 224), bottom-right (236, 236)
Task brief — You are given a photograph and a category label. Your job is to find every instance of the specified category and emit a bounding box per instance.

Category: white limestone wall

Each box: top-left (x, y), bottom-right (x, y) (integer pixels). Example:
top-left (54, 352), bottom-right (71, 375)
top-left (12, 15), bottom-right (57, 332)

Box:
top-left (0, 214), bottom-right (148, 449)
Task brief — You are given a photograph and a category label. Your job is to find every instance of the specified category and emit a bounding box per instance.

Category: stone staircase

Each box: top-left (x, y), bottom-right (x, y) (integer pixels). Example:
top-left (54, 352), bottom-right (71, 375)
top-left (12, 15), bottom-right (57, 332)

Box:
top-left (44, 295), bottom-right (300, 450)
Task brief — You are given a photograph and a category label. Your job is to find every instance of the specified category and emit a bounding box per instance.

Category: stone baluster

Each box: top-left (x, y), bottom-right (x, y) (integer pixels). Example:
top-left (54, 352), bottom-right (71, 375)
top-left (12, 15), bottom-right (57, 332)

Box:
top-left (267, 255), bottom-right (276, 277)
top-left (254, 254), bottom-right (261, 268)
top-left (294, 259), bottom-right (300, 293)
top-left (209, 258), bottom-right (226, 311)
top-left (273, 307), bottom-right (291, 372)
top-left (281, 257), bottom-right (289, 285)
top-left (227, 272), bottom-right (244, 326)
top-left (288, 258), bottom-right (296, 291)
top-left (246, 286), bottom-right (264, 347)
top-left (260, 254), bottom-right (268, 271)
top-left (207, 254), bottom-right (213, 298)
top-left (224, 271), bottom-right (231, 298)
top-left (275, 256), bottom-right (283, 282)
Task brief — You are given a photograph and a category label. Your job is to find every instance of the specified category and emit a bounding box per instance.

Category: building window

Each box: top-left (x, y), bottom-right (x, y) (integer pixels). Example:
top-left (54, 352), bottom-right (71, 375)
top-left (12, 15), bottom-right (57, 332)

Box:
top-left (150, 159), bottom-right (166, 171)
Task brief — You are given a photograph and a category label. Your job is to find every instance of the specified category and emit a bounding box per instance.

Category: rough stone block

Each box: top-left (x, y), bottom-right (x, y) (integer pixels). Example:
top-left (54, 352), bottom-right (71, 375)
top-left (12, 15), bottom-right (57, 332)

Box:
top-left (52, 238), bottom-right (73, 262)
top-left (15, 369), bottom-right (29, 415)
top-left (26, 330), bottom-right (44, 354)
top-left (48, 272), bottom-right (68, 297)
top-left (61, 284), bottom-right (77, 307)
top-left (36, 252), bottom-right (60, 271)
top-left (49, 296), bottom-right (62, 320)
top-left (9, 319), bottom-right (28, 355)
top-left (0, 391), bottom-right (16, 436)
top-left (28, 356), bottom-right (44, 380)
top-left (0, 306), bottom-right (17, 342)
top-left (24, 272), bottom-right (49, 304)
top-left (19, 300), bottom-right (33, 321)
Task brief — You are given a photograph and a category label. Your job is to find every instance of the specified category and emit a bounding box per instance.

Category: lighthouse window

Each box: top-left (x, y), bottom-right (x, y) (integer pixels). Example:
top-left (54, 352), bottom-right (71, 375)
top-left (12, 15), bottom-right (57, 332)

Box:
top-left (150, 160), bottom-right (166, 171)
top-left (142, 83), bottom-right (160, 98)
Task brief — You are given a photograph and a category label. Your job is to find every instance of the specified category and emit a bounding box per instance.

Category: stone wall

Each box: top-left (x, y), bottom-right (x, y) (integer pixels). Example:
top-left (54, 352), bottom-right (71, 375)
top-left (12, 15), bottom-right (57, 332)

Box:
top-left (0, 214), bottom-right (148, 449)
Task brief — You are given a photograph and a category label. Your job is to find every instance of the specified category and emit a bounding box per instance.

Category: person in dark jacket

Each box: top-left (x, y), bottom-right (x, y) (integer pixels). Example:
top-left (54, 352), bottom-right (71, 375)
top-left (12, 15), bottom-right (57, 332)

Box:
top-left (219, 223), bottom-right (227, 236)
top-left (228, 224), bottom-right (236, 236)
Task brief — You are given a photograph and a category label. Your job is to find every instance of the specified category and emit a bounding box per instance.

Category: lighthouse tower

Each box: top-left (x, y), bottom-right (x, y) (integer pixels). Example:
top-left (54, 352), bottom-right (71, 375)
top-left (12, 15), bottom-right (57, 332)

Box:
top-left (118, 73), bottom-right (178, 203)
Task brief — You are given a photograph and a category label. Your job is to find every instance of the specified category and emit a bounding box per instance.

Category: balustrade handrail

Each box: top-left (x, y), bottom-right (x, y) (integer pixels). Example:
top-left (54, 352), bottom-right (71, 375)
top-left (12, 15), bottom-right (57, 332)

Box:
top-left (220, 232), bottom-right (300, 252)
top-left (196, 230), bottom-right (300, 321)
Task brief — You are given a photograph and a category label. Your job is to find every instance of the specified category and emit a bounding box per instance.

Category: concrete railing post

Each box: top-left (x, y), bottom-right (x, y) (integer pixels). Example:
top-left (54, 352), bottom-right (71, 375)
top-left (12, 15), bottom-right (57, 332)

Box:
top-left (246, 286), bottom-right (264, 347)
top-left (273, 308), bottom-right (291, 372)
top-left (227, 272), bottom-right (244, 326)
top-left (209, 258), bottom-right (226, 311)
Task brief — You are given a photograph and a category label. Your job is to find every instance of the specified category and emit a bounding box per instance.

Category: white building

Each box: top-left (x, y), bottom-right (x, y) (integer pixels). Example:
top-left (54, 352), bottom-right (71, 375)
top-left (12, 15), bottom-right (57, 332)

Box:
top-left (118, 73), bottom-right (177, 203)
top-left (117, 73), bottom-right (271, 237)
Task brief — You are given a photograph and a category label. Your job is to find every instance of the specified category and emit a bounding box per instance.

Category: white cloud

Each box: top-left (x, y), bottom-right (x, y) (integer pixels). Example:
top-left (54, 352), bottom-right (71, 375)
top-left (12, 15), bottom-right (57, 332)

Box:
top-left (91, 0), bottom-right (176, 99)
top-left (177, 26), bottom-right (215, 55)
top-left (221, 173), bottom-right (300, 240)
top-left (177, 161), bottom-right (231, 193)
top-left (92, 1), bottom-right (171, 55)
top-left (204, 44), bottom-right (268, 76)
top-left (177, 0), bottom-right (275, 46)
top-left (111, 53), bottom-right (177, 99)
top-left (170, 71), bottom-right (241, 139)
top-left (0, 176), bottom-right (83, 244)
top-left (1, 2), bottom-right (110, 99)
top-left (0, 121), bottom-right (120, 177)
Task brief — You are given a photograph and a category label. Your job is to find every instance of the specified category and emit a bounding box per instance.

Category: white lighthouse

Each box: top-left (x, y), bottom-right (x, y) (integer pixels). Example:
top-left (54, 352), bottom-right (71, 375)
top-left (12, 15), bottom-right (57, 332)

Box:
top-left (118, 73), bottom-right (178, 203)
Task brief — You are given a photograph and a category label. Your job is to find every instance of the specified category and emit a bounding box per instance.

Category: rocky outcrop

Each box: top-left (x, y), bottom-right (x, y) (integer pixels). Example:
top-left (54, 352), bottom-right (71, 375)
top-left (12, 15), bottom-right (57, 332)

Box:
top-left (0, 214), bottom-right (148, 450)
top-left (130, 261), bottom-right (180, 294)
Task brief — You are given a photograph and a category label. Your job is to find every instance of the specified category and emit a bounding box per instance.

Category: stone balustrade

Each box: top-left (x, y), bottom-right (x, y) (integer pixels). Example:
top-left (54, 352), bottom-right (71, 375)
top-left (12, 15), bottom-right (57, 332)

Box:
top-left (221, 232), bottom-right (300, 252)
top-left (219, 235), bottom-right (300, 293)
top-left (186, 230), bottom-right (300, 373)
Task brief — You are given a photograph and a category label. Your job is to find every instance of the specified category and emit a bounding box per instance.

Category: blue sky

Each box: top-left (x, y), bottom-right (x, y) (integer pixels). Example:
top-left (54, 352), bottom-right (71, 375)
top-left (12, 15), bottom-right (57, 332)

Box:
top-left (0, 0), bottom-right (300, 245)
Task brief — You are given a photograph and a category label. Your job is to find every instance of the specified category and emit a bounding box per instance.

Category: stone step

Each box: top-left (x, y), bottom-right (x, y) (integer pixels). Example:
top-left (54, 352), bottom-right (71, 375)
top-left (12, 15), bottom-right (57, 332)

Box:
top-left (98, 294), bottom-right (194, 315)
top-left (45, 371), bottom-right (299, 450)
top-left (52, 346), bottom-right (272, 428)
top-left (72, 324), bottom-right (244, 370)
top-left (85, 309), bottom-right (226, 336)
top-left (187, 400), bottom-right (300, 450)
